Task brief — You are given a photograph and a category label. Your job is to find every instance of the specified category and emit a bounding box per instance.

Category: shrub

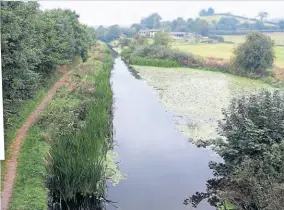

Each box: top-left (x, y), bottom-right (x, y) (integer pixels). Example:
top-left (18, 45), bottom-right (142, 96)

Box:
top-left (185, 90), bottom-right (284, 209)
top-left (208, 35), bottom-right (225, 42)
top-left (154, 31), bottom-right (172, 46)
top-left (119, 38), bottom-right (131, 47)
top-left (129, 56), bottom-right (181, 68)
top-left (231, 31), bottom-right (275, 77)
top-left (121, 48), bottom-right (132, 61)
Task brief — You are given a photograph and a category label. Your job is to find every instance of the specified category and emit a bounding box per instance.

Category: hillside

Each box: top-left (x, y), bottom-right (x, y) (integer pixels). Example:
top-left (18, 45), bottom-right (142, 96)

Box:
top-left (199, 13), bottom-right (279, 27)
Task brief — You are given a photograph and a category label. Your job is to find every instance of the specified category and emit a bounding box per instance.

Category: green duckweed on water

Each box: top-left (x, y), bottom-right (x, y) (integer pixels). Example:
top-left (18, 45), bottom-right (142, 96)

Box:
top-left (133, 66), bottom-right (277, 142)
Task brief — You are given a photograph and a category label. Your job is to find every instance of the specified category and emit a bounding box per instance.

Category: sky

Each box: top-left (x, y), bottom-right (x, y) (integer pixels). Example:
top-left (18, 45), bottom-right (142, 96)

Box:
top-left (39, 1), bottom-right (284, 27)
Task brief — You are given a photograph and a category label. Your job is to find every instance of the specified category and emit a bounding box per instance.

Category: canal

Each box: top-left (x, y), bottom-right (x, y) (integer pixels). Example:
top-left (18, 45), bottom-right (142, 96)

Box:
top-left (107, 57), bottom-right (219, 210)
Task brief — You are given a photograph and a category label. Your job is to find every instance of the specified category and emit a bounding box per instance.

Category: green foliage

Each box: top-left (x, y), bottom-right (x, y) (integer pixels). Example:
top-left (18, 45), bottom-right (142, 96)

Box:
top-left (1, 1), bottom-right (97, 152)
top-left (130, 57), bottom-right (181, 67)
top-left (126, 43), bottom-right (204, 68)
top-left (121, 27), bottom-right (136, 37)
top-left (119, 37), bottom-right (131, 47)
top-left (216, 17), bottom-right (239, 30)
top-left (140, 13), bottom-right (162, 29)
top-left (232, 31), bottom-right (275, 77)
top-left (195, 19), bottom-right (210, 36)
top-left (121, 48), bottom-right (132, 61)
top-left (185, 90), bottom-right (284, 209)
top-left (154, 31), bottom-right (172, 46)
top-left (44, 47), bottom-right (114, 203)
top-left (129, 35), bottom-right (148, 51)
top-left (96, 25), bottom-right (122, 42)
top-left (279, 20), bottom-right (284, 29)
top-left (199, 8), bottom-right (215, 16)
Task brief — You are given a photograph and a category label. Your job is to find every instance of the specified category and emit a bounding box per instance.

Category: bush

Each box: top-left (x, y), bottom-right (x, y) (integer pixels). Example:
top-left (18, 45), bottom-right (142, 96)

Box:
top-left (208, 35), bottom-right (224, 42)
top-left (185, 90), bottom-right (284, 209)
top-left (121, 48), bottom-right (132, 61)
top-left (231, 31), bottom-right (275, 77)
top-left (130, 44), bottom-right (205, 68)
top-left (129, 56), bottom-right (181, 67)
top-left (119, 38), bottom-right (131, 47)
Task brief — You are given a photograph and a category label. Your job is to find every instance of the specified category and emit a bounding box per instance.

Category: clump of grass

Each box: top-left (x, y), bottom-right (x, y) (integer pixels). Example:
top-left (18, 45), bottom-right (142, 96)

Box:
top-left (43, 44), bottom-right (117, 208)
top-left (130, 56), bottom-right (181, 68)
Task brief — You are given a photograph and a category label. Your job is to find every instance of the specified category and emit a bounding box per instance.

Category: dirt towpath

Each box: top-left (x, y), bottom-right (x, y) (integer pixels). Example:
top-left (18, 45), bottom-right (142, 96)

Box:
top-left (1, 65), bottom-right (73, 210)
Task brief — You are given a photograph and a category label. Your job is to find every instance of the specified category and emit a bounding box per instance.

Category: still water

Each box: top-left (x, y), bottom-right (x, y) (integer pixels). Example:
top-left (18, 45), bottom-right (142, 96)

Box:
top-left (107, 58), bottom-right (219, 210)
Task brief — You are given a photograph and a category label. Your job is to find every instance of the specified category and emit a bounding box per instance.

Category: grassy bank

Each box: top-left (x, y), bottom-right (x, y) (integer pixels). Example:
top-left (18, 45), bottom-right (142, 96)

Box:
top-left (1, 68), bottom-right (65, 187)
top-left (9, 43), bottom-right (120, 210)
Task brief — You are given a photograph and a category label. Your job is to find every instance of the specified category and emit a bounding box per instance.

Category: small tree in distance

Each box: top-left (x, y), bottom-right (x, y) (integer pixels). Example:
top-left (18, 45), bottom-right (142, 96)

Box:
top-left (231, 31), bottom-right (275, 77)
top-left (154, 31), bottom-right (172, 46)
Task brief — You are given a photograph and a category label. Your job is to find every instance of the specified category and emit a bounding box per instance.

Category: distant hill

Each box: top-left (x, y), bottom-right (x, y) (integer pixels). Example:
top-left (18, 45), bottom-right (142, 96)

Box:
top-left (199, 13), bottom-right (279, 27)
top-left (268, 18), bottom-right (284, 23)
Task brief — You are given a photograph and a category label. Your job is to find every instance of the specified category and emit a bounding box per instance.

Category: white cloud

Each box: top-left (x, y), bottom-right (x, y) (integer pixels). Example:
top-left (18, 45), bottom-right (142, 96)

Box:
top-left (39, 1), bottom-right (284, 27)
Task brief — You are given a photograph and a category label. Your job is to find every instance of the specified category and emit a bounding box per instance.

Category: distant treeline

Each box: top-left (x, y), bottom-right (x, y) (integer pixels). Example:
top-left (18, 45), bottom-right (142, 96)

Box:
top-left (97, 10), bottom-right (284, 42)
top-left (1, 2), bottom-right (96, 139)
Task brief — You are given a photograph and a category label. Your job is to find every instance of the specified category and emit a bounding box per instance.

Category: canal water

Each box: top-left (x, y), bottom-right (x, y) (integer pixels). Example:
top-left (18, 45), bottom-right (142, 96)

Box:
top-left (107, 57), bottom-right (219, 210)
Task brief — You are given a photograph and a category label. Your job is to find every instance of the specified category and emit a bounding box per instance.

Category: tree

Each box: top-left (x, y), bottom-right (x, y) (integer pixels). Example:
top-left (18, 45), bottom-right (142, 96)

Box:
top-left (187, 18), bottom-right (196, 32)
top-left (141, 13), bottom-right (162, 29)
top-left (195, 19), bottom-right (210, 36)
top-left (106, 25), bottom-right (122, 41)
top-left (207, 7), bottom-right (215, 15)
top-left (257, 12), bottom-right (268, 21)
top-left (121, 27), bottom-right (136, 37)
top-left (154, 31), bottom-right (171, 46)
top-left (172, 17), bottom-right (187, 32)
top-left (279, 20), bottom-right (284, 29)
top-left (254, 20), bottom-right (264, 30)
top-left (232, 31), bottom-right (275, 76)
top-left (129, 35), bottom-right (148, 50)
top-left (131, 23), bottom-right (145, 32)
top-left (217, 17), bottom-right (239, 30)
top-left (1, 1), bottom-right (97, 140)
top-left (185, 90), bottom-right (284, 209)
top-left (199, 9), bottom-right (207, 16)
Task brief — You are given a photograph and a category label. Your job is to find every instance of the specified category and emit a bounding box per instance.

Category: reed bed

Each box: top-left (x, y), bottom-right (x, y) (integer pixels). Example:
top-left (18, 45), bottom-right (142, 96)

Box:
top-left (130, 56), bottom-right (181, 68)
top-left (42, 44), bottom-right (116, 208)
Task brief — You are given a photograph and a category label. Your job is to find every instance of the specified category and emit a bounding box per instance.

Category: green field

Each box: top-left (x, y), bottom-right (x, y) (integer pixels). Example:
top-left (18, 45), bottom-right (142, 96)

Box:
top-left (223, 32), bottom-right (284, 45)
top-left (199, 15), bottom-right (277, 27)
top-left (171, 42), bottom-right (284, 68)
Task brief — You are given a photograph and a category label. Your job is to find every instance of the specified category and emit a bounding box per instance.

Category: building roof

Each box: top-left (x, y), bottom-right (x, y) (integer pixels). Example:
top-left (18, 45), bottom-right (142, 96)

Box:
top-left (138, 29), bottom-right (161, 33)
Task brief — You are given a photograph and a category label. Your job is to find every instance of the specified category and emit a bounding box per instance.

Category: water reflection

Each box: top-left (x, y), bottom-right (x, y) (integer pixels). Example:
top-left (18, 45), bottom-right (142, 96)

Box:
top-left (107, 58), bottom-right (219, 210)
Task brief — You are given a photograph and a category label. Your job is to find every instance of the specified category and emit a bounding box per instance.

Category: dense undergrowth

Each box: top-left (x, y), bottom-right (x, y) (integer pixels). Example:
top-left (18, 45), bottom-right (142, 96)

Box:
top-left (1, 1), bottom-right (96, 184)
top-left (9, 44), bottom-right (122, 210)
top-left (130, 56), bottom-right (181, 67)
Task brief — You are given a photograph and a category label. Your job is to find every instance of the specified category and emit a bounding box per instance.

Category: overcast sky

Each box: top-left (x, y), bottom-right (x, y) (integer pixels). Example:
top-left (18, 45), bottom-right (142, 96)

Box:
top-left (39, 1), bottom-right (284, 27)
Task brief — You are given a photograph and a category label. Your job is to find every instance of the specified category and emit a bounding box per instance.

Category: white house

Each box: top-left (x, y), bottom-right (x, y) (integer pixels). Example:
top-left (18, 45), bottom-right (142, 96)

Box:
top-left (138, 29), bottom-right (161, 37)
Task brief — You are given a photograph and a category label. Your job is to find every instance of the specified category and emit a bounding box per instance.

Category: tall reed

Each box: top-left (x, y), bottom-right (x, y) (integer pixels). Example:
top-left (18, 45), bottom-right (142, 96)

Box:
top-left (44, 44), bottom-right (114, 208)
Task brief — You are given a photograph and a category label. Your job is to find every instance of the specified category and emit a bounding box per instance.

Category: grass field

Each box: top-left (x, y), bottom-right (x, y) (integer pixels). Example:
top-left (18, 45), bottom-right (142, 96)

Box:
top-left (222, 32), bottom-right (284, 45)
top-left (199, 15), bottom-right (277, 27)
top-left (171, 42), bottom-right (284, 68)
